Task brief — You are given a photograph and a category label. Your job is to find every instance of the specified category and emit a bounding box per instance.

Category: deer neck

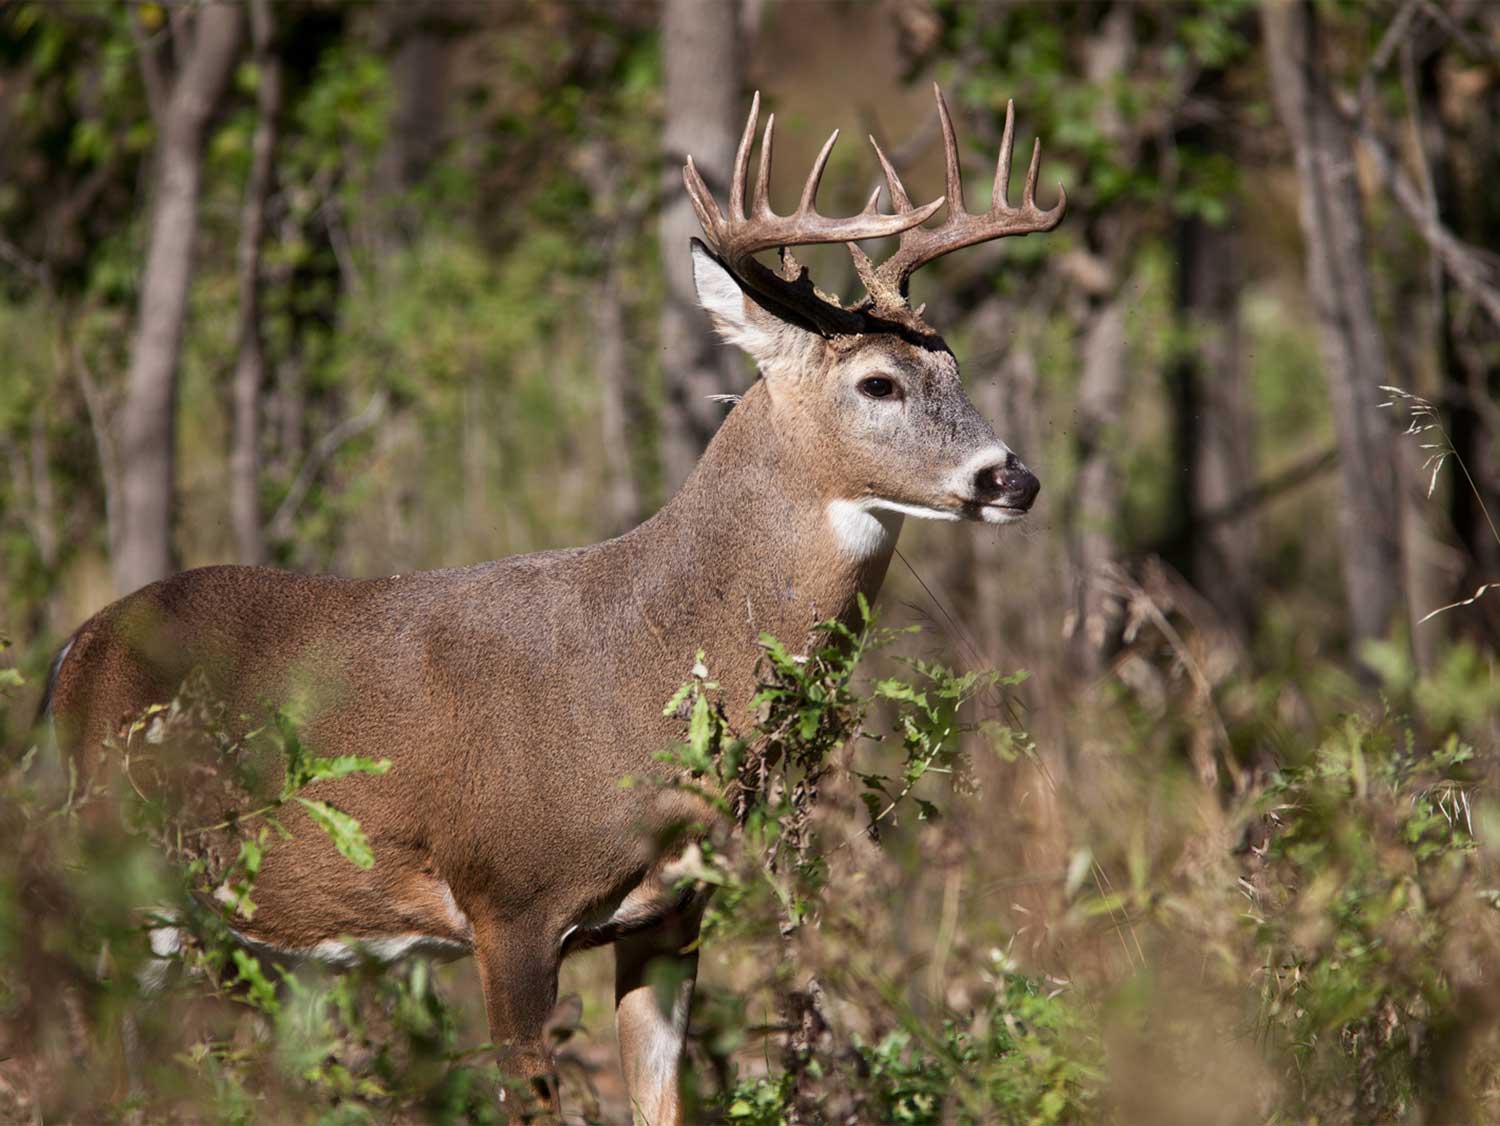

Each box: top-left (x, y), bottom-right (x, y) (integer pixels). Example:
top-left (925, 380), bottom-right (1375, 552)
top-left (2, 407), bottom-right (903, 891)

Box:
top-left (626, 379), bottom-right (900, 677)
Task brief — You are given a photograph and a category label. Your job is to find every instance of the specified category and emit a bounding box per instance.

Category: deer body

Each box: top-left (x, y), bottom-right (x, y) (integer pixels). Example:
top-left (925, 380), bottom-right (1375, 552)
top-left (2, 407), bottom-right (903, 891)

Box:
top-left (47, 87), bottom-right (1060, 1122)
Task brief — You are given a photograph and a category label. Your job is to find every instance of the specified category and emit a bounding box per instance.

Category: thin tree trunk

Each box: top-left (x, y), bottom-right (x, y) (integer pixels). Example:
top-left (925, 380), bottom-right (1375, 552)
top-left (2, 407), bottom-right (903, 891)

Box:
top-left (1263, 0), bottom-right (1403, 652)
top-left (1168, 204), bottom-right (1258, 641)
top-left (271, 209), bottom-right (306, 479)
top-left (1065, 4), bottom-right (1135, 677)
top-left (28, 405), bottom-right (57, 573)
top-left (658, 0), bottom-right (741, 493)
top-left (1432, 40), bottom-right (1500, 624)
top-left (374, 0), bottom-right (452, 255)
top-left (578, 139), bottom-right (644, 534)
top-left (74, 339), bottom-right (122, 569)
top-left (115, 2), bottom-right (244, 594)
top-left (231, 0), bottom-right (281, 566)
top-left (1069, 295), bottom-right (1128, 675)
top-left (1391, 38), bottom-right (1450, 672)
top-left (595, 268), bottom-right (643, 534)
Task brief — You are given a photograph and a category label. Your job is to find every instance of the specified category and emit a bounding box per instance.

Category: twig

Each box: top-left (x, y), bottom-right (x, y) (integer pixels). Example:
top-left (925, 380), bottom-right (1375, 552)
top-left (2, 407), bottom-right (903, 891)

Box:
top-left (1196, 446), bottom-right (1340, 529)
top-left (265, 391), bottom-right (387, 543)
top-left (1357, 0), bottom-right (1422, 115)
top-left (319, 196), bottom-right (366, 298)
top-left (1096, 562), bottom-right (1241, 790)
top-left (1419, 0), bottom-right (1500, 65)
top-left (73, 340), bottom-right (123, 564)
top-left (126, 4), bottom-right (171, 128)
top-left (0, 235), bottom-right (49, 288)
top-left (1333, 90), bottom-right (1500, 332)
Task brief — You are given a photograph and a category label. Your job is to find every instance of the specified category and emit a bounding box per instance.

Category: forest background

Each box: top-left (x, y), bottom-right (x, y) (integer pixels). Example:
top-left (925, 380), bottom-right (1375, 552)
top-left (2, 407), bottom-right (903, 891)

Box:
top-left (2, 0), bottom-right (1500, 1122)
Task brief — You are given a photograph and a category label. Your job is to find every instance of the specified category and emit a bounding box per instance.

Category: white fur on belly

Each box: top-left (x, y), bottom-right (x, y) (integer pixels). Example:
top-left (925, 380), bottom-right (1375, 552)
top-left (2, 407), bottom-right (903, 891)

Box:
top-left (226, 926), bottom-right (469, 967)
top-left (307, 933), bottom-right (470, 967)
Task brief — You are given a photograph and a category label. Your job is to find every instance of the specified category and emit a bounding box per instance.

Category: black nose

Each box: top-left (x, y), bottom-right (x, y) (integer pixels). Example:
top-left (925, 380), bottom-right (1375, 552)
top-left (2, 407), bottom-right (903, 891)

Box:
top-left (974, 453), bottom-right (1041, 510)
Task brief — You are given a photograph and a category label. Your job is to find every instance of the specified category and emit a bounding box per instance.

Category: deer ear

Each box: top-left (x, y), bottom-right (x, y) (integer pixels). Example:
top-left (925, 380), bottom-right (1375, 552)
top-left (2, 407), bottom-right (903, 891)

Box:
top-left (691, 240), bottom-right (817, 373)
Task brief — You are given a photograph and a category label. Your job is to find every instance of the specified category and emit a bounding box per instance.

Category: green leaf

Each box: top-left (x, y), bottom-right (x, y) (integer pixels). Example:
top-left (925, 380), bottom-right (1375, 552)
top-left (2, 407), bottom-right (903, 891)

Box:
top-left (231, 948), bottom-right (280, 1013)
top-left (296, 797), bottom-right (375, 869)
top-left (298, 754), bottom-right (392, 785)
top-left (688, 693), bottom-right (711, 750)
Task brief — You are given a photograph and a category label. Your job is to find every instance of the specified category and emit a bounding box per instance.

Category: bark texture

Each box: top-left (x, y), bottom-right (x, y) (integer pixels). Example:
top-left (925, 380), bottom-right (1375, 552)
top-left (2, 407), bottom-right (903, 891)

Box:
top-left (1169, 205), bottom-right (1257, 640)
top-left (1263, 0), bottom-right (1403, 649)
top-left (1065, 3), bottom-right (1135, 676)
top-left (1431, 33), bottom-right (1500, 632)
top-left (575, 136), bottom-right (644, 533)
top-left (116, 3), bottom-right (244, 594)
top-left (375, 0), bottom-right (454, 251)
top-left (658, 0), bottom-right (741, 493)
top-left (231, 0), bottom-right (282, 566)
top-left (1069, 295), bottom-right (1128, 673)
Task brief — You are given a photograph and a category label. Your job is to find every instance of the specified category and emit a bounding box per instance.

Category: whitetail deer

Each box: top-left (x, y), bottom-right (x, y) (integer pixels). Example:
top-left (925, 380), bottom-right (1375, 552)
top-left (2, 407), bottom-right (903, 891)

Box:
top-left (44, 85), bottom-right (1062, 1122)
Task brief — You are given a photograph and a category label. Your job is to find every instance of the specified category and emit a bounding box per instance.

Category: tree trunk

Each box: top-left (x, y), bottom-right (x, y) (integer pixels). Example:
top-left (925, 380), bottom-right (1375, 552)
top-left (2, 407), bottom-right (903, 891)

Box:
top-left (1065, 4), bottom-right (1135, 677)
top-left (595, 259), bottom-right (643, 534)
top-left (270, 209), bottom-right (307, 480)
top-left (1431, 35), bottom-right (1500, 637)
top-left (1263, 0), bottom-right (1403, 653)
top-left (374, 0), bottom-right (453, 254)
top-left (658, 0), bottom-right (741, 493)
top-left (1168, 202), bottom-right (1258, 641)
top-left (231, 0), bottom-right (282, 566)
top-left (115, 2), bottom-right (244, 594)
top-left (577, 139), bottom-right (644, 534)
top-left (1068, 294), bottom-right (1128, 675)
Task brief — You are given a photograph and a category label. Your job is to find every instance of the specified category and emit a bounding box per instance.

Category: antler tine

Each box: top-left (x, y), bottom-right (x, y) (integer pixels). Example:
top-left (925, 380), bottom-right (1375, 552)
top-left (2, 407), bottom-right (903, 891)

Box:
top-left (1022, 136), bottom-right (1042, 210)
top-left (933, 83), bottom-right (967, 218)
top-left (729, 91), bottom-right (759, 222)
top-left (682, 156), bottom-right (723, 238)
top-left (868, 135), bottom-right (914, 212)
top-left (752, 114), bottom-right (775, 219)
top-left (798, 129), bottom-right (840, 215)
top-left (993, 99), bottom-right (1016, 210)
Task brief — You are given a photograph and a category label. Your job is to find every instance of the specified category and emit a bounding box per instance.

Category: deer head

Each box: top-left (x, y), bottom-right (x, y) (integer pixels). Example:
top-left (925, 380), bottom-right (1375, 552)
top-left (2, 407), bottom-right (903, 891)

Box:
top-left (684, 85), bottom-right (1064, 558)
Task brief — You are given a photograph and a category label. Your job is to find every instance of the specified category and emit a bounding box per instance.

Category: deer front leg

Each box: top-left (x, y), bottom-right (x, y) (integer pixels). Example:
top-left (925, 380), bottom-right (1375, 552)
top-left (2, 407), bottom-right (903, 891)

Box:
top-left (614, 910), bottom-right (702, 1126)
top-left (472, 917), bottom-right (562, 1120)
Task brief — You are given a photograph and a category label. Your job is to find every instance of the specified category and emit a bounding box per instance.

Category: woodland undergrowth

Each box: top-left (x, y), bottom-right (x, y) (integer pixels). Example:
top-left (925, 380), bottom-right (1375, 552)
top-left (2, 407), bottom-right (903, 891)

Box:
top-left (2, 609), bottom-right (1500, 1123)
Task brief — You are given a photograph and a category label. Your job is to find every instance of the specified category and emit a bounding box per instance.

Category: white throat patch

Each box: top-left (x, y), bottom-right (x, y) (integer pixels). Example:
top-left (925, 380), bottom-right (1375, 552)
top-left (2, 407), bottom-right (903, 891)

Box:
top-left (826, 499), bottom-right (961, 560)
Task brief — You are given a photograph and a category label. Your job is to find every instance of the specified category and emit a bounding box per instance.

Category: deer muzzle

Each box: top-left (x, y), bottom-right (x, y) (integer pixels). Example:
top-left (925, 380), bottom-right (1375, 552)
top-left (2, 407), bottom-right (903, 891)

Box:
top-left (972, 452), bottom-right (1040, 521)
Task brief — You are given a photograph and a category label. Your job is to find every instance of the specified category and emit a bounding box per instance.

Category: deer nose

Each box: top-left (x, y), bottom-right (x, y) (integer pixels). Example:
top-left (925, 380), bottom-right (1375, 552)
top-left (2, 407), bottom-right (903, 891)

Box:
top-left (974, 453), bottom-right (1041, 511)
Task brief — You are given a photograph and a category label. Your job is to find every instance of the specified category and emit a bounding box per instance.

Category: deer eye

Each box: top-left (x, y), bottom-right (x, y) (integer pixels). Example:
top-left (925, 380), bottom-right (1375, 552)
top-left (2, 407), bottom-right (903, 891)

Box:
top-left (858, 376), bottom-right (898, 400)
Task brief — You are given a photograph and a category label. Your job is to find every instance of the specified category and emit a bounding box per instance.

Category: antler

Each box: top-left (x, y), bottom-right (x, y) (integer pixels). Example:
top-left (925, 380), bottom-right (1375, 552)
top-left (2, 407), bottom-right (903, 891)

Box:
top-left (853, 84), bottom-right (1066, 311)
top-left (683, 91), bottom-right (944, 333)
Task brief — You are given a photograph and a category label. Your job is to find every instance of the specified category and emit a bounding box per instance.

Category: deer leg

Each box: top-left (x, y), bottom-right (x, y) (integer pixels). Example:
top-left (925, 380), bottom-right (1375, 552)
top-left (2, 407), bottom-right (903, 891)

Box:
top-left (472, 919), bottom-right (562, 1120)
top-left (614, 908), bottom-right (702, 1126)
